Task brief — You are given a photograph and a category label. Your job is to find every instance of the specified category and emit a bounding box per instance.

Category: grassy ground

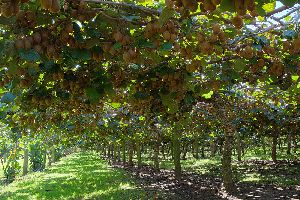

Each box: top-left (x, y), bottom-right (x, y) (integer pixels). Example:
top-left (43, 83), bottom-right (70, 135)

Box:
top-left (136, 147), bottom-right (300, 187)
top-left (0, 152), bottom-right (154, 200)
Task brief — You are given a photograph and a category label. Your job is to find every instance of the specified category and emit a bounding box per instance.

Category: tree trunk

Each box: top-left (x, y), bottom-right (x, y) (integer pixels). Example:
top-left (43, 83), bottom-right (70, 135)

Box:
top-left (117, 145), bottom-right (121, 162)
top-left (201, 145), bottom-right (205, 158)
top-left (43, 150), bottom-right (47, 169)
top-left (222, 134), bottom-right (235, 193)
top-left (113, 144), bottom-right (117, 163)
top-left (128, 142), bottom-right (134, 166)
top-left (236, 132), bottom-right (242, 161)
top-left (23, 145), bottom-right (29, 176)
top-left (153, 141), bottom-right (160, 171)
top-left (272, 134), bottom-right (278, 162)
top-left (136, 142), bottom-right (142, 169)
top-left (108, 145), bottom-right (111, 159)
top-left (161, 144), bottom-right (166, 160)
top-left (210, 140), bottom-right (217, 157)
top-left (287, 133), bottom-right (292, 155)
top-left (173, 132), bottom-right (181, 180)
top-left (193, 139), bottom-right (199, 159)
top-left (122, 142), bottom-right (126, 165)
top-left (103, 146), bottom-right (107, 157)
top-left (51, 147), bottom-right (56, 164)
top-left (262, 137), bottom-right (266, 155)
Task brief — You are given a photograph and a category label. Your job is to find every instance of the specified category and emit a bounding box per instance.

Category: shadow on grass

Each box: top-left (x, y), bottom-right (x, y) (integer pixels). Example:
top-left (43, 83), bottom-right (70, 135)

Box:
top-left (0, 152), bottom-right (153, 200)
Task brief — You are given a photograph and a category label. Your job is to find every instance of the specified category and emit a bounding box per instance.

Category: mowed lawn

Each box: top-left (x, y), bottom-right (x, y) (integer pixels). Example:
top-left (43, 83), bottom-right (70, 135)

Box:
top-left (0, 152), bottom-right (152, 200)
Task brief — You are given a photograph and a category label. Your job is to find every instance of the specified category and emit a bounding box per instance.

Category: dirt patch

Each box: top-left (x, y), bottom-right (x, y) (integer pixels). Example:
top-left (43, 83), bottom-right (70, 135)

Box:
top-left (112, 162), bottom-right (300, 200)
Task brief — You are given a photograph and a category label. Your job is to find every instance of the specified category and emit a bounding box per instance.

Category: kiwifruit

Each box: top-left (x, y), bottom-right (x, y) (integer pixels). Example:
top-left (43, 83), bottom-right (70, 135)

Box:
top-left (65, 23), bottom-right (73, 33)
top-left (33, 32), bottom-right (42, 44)
top-left (232, 15), bottom-right (243, 29)
top-left (46, 45), bottom-right (55, 57)
top-left (1, 3), bottom-right (12, 18)
top-left (211, 0), bottom-right (221, 6)
top-left (203, 0), bottom-right (216, 11)
top-left (24, 39), bottom-right (32, 50)
top-left (212, 23), bottom-right (221, 34)
top-left (40, 0), bottom-right (52, 10)
top-left (113, 31), bottom-right (123, 42)
top-left (41, 32), bottom-right (49, 40)
top-left (33, 45), bottom-right (43, 54)
top-left (257, 58), bottom-right (265, 67)
top-left (234, 0), bottom-right (246, 15)
top-left (245, 0), bottom-right (255, 11)
top-left (50, 0), bottom-right (60, 13)
top-left (163, 30), bottom-right (171, 41)
top-left (15, 39), bottom-right (24, 49)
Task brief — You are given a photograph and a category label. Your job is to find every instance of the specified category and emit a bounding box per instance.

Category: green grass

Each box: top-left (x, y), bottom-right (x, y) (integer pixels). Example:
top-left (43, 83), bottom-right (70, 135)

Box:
top-left (0, 152), bottom-right (154, 200)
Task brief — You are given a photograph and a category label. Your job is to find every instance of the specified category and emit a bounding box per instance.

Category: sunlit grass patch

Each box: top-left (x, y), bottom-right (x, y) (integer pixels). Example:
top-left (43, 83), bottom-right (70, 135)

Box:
top-left (0, 151), bottom-right (153, 200)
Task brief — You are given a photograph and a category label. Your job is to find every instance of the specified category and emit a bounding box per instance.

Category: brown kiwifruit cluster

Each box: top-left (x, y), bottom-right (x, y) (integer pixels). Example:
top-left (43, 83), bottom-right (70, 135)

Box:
top-left (234, 0), bottom-right (256, 16)
top-left (239, 45), bottom-right (255, 59)
top-left (263, 45), bottom-right (276, 56)
top-left (123, 49), bottom-right (139, 63)
top-left (144, 20), bottom-right (179, 43)
top-left (16, 11), bottom-right (36, 28)
top-left (232, 15), bottom-right (243, 29)
top-left (15, 30), bottom-right (62, 59)
top-left (102, 42), bottom-right (119, 57)
top-left (31, 96), bottom-right (52, 108)
top-left (250, 58), bottom-right (265, 73)
top-left (161, 72), bottom-right (184, 92)
top-left (59, 22), bottom-right (77, 49)
top-left (112, 30), bottom-right (131, 46)
top-left (70, 2), bottom-right (96, 23)
top-left (186, 59), bottom-right (201, 73)
top-left (52, 71), bottom-right (64, 81)
top-left (91, 50), bottom-right (103, 62)
top-left (40, 0), bottom-right (60, 13)
top-left (170, 0), bottom-right (221, 12)
top-left (0, 0), bottom-right (29, 18)
top-left (282, 37), bottom-right (300, 55)
top-left (0, 0), bottom-right (19, 17)
top-left (180, 45), bottom-right (193, 59)
top-left (269, 60), bottom-right (284, 76)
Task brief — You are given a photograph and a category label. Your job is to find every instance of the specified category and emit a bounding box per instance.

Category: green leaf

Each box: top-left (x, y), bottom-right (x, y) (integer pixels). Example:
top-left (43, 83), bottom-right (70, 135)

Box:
top-left (219, 0), bottom-right (235, 12)
top-left (19, 49), bottom-right (40, 62)
top-left (202, 91), bottom-right (213, 99)
top-left (110, 102), bottom-right (121, 108)
top-left (85, 88), bottom-right (100, 103)
top-left (1, 92), bottom-right (16, 104)
top-left (233, 59), bottom-right (247, 72)
top-left (137, 39), bottom-right (155, 48)
top-left (158, 7), bottom-right (175, 26)
top-left (292, 75), bottom-right (299, 82)
top-left (262, 2), bottom-right (276, 13)
top-left (280, 0), bottom-right (298, 6)
top-left (113, 42), bottom-right (122, 50)
top-left (282, 30), bottom-right (297, 39)
top-left (160, 92), bottom-right (178, 114)
top-left (70, 49), bottom-right (91, 61)
top-left (160, 42), bottom-right (173, 51)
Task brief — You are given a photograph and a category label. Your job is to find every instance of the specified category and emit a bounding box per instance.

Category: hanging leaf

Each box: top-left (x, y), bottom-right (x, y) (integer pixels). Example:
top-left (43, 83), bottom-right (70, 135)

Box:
top-left (1, 92), bottom-right (16, 104)
top-left (85, 88), bottom-right (100, 103)
top-left (160, 42), bottom-right (173, 51)
top-left (219, 0), bottom-right (235, 12)
top-left (280, 0), bottom-right (298, 6)
top-left (159, 7), bottom-right (175, 26)
top-left (19, 49), bottom-right (40, 62)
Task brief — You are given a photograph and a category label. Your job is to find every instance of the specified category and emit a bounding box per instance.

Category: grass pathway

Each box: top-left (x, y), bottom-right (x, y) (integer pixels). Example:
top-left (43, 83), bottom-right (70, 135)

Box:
top-left (0, 152), bottom-right (152, 200)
